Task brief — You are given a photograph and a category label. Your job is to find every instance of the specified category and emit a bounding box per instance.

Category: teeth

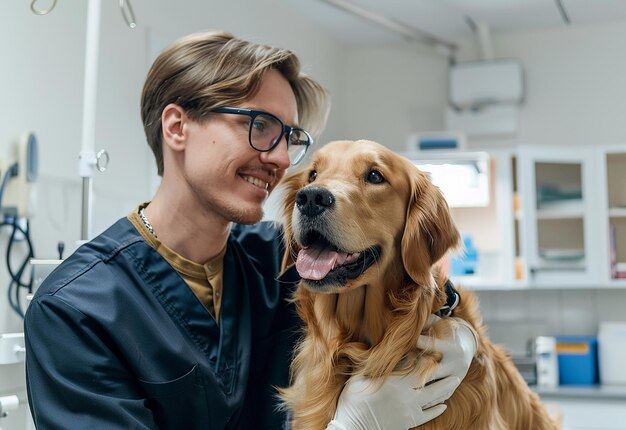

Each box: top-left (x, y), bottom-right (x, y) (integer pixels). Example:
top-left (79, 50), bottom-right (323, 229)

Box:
top-left (332, 252), bottom-right (360, 270)
top-left (243, 175), bottom-right (269, 190)
top-left (346, 253), bottom-right (360, 263)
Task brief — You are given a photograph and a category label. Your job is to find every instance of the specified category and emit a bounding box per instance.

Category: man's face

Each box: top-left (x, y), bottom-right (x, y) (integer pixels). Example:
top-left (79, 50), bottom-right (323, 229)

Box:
top-left (180, 70), bottom-right (297, 225)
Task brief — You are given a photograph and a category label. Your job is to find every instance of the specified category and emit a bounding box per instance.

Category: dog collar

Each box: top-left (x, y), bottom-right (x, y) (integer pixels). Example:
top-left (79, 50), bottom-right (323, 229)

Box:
top-left (436, 279), bottom-right (460, 317)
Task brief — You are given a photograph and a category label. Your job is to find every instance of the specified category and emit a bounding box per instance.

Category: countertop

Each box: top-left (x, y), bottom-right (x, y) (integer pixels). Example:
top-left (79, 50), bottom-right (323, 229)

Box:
top-left (533, 384), bottom-right (626, 400)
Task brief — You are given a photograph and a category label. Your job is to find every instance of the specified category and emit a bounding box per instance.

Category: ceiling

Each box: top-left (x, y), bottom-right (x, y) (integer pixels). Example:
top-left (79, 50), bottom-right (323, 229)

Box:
top-left (289, 0), bottom-right (626, 49)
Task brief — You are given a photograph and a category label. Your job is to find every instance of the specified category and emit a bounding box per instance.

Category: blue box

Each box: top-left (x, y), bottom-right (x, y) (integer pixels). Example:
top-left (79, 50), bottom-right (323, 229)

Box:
top-left (556, 336), bottom-right (599, 385)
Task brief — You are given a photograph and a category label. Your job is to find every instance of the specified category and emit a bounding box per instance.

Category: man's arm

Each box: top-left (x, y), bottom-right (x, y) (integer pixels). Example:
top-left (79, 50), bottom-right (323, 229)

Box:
top-left (25, 295), bottom-right (157, 430)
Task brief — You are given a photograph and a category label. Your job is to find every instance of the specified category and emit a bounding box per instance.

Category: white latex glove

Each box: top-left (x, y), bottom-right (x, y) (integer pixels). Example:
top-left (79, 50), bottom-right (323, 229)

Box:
top-left (327, 316), bottom-right (478, 430)
top-left (417, 315), bottom-right (478, 395)
top-left (326, 374), bottom-right (459, 430)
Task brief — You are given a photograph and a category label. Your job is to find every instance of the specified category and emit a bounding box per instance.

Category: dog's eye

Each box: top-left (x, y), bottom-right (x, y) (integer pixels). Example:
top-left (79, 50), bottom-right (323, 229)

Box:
top-left (366, 170), bottom-right (385, 184)
top-left (308, 170), bottom-right (317, 182)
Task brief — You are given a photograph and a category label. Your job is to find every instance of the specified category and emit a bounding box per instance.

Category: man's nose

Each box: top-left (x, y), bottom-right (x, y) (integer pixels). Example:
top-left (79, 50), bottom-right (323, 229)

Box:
top-left (260, 137), bottom-right (290, 170)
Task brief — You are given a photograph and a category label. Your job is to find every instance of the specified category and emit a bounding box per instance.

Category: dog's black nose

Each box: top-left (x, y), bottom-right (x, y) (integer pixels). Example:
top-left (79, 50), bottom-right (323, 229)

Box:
top-left (296, 186), bottom-right (335, 217)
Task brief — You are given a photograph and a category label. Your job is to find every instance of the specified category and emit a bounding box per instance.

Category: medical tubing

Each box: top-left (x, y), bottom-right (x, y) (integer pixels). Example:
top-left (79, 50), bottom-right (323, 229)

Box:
top-left (9, 236), bottom-right (30, 318)
top-left (0, 165), bottom-right (17, 213)
top-left (8, 244), bottom-right (30, 318)
top-left (3, 218), bottom-right (35, 318)
top-left (5, 219), bottom-right (34, 289)
top-left (8, 275), bottom-right (24, 318)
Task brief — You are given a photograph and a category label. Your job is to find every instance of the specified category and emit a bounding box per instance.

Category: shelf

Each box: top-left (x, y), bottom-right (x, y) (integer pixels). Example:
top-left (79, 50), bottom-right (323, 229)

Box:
top-left (533, 384), bottom-right (626, 401)
top-left (536, 200), bottom-right (584, 219)
top-left (606, 279), bottom-right (626, 288)
top-left (533, 263), bottom-right (586, 271)
top-left (450, 275), bottom-right (512, 290)
top-left (609, 207), bottom-right (626, 218)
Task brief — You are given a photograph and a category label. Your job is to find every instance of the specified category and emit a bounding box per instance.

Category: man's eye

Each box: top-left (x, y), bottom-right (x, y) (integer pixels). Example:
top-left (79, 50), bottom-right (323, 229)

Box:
top-left (366, 170), bottom-right (385, 184)
top-left (252, 120), bottom-right (267, 132)
top-left (308, 170), bottom-right (317, 182)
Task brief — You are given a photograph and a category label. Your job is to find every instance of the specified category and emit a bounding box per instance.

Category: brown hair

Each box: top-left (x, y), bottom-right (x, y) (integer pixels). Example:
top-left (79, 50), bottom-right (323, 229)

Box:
top-left (141, 31), bottom-right (331, 175)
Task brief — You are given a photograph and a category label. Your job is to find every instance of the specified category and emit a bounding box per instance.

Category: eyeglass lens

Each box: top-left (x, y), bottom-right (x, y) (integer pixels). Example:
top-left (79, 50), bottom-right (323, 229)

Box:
top-left (250, 113), bottom-right (308, 165)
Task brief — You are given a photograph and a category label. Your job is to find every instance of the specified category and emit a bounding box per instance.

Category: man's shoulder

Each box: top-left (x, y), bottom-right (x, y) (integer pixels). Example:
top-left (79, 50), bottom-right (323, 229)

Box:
top-left (33, 218), bottom-right (144, 299)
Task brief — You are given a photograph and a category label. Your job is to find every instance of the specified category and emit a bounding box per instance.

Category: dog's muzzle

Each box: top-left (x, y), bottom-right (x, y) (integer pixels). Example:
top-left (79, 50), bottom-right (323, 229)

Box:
top-left (296, 186), bottom-right (335, 217)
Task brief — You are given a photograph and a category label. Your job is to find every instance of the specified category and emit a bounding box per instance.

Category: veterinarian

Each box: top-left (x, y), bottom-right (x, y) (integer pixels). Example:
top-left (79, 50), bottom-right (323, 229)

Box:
top-left (24, 31), bottom-right (477, 430)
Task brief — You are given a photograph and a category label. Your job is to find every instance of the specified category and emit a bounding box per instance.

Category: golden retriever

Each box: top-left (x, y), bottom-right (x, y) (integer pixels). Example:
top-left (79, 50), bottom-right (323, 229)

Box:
top-left (278, 140), bottom-right (559, 430)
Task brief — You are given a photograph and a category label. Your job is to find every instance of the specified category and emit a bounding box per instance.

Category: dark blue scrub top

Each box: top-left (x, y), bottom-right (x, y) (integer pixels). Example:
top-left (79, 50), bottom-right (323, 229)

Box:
top-left (24, 218), bottom-right (300, 429)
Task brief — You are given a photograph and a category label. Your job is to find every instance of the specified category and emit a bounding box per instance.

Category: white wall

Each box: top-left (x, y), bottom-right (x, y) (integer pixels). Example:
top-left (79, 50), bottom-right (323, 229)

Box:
top-left (459, 20), bottom-right (626, 148)
top-left (0, 1), bottom-right (342, 427)
top-left (338, 19), bottom-right (626, 151)
top-left (336, 43), bottom-right (450, 151)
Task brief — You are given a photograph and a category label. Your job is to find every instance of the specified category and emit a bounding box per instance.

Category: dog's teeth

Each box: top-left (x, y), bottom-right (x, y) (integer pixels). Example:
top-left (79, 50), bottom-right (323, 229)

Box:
top-left (337, 253), bottom-right (348, 266)
top-left (345, 253), bottom-right (360, 263)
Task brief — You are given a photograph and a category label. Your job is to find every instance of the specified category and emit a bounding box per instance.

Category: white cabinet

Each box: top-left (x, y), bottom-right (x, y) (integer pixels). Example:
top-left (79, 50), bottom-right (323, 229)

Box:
top-left (538, 394), bottom-right (626, 430)
top-left (517, 146), bottom-right (600, 287)
top-left (441, 145), bottom-right (613, 290)
top-left (597, 145), bottom-right (626, 287)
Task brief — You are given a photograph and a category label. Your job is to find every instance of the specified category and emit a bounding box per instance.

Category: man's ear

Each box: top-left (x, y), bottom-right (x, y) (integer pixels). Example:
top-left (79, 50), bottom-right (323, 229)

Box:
top-left (161, 103), bottom-right (187, 152)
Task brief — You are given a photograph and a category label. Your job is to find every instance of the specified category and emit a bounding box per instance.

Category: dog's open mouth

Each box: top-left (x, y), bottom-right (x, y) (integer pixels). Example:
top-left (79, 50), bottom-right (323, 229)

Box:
top-left (295, 230), bottom-right (381, 285)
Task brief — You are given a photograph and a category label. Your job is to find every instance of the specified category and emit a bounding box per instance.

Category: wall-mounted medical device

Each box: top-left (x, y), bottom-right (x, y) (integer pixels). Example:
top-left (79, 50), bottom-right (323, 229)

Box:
top-left (446, 59), bottom-right (525, 136)
top-left (1, 132), bottom-right (39, 218)
top-left (449, 59), bottom-right (524, 109)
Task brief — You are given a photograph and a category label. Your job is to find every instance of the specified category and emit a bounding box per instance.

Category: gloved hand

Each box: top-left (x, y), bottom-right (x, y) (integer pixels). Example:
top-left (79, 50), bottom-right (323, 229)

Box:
top-left (326, 374), bottom-right (459, 430)
top-left (417, 316), bottom-right (478, 384)
top-left (327, 316), bottom-right (478, 430)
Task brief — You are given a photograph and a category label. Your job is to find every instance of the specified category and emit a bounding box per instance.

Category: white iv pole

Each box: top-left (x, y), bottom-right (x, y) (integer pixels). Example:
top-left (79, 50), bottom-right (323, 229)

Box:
top-left (78, 0), bottom-right (108, 242)
top-left (78, 0), bottom-right (136, 241)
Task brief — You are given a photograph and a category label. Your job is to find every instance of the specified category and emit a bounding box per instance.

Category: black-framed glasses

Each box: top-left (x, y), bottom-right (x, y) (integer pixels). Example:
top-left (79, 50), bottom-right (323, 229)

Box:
top-left (212, 107), bottom-right (313, 166)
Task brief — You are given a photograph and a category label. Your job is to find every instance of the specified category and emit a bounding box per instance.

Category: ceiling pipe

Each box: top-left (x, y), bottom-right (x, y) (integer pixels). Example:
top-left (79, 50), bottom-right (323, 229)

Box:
top-left (554, 0), bottom-right (571, 25)
top-left (476, 22), bottom-right (494, 60)
top-left (465, 16), bottom-right (494, 61)
top-left (317, 0), bottom-right (458, 55)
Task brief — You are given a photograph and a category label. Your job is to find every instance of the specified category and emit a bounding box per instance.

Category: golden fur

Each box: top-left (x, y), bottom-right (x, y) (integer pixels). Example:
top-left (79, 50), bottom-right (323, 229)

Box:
top-left (278, 140), bottom-right (559, 430)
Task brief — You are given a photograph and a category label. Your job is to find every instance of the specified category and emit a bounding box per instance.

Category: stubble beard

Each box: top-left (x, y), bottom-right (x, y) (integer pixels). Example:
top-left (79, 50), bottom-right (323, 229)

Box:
top-left (204, 190), bottom-right (265, 225)
top-left (187, 170), bottom-right (267, 225)
top-left (226, 204), bottom-right (264, 225)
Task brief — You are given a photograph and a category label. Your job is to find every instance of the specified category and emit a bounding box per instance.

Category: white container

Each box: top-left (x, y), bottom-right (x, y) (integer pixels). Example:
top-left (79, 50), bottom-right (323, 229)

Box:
top-left (598, 322), bottom-right (626, 385)
top-left (535, 336), bottom-right (559, 388)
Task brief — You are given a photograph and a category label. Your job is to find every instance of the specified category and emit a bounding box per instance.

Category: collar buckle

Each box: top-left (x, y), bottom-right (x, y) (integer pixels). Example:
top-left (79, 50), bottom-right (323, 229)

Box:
top-left (436, 279), bottom-right (460, 317)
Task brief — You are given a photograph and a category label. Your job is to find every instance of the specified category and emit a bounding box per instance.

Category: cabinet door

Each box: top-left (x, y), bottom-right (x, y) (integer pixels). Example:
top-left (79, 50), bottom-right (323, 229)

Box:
top-left (447, 149), bottom-right (519, 289)
top-left (598, 145), bottom-right (626, 286)
top-left (518, 146), bottom-right (599, 286)
top-left (541, 398), bottom-right (626, 430)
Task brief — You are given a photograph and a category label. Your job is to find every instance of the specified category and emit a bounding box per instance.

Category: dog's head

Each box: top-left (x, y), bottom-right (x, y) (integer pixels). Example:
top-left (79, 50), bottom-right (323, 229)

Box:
top-left (281, 139), bottom-right (460, 294)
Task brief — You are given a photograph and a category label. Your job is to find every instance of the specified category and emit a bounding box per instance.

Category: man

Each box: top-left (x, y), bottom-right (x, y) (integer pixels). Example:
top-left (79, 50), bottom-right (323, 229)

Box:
top-left (25, 31), bottom-right (476, 429)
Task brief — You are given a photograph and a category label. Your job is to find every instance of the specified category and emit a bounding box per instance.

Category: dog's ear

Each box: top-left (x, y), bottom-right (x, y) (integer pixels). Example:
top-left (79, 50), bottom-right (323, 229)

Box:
top-left (279, 168), bottom-right (307, 271)
top-left (401, 167), bottom-right (461, 285)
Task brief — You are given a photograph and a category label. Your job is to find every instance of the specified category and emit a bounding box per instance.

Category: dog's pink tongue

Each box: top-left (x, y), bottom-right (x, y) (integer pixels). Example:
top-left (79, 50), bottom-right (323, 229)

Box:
top-left (296, 247), bottom-right (346, 280)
